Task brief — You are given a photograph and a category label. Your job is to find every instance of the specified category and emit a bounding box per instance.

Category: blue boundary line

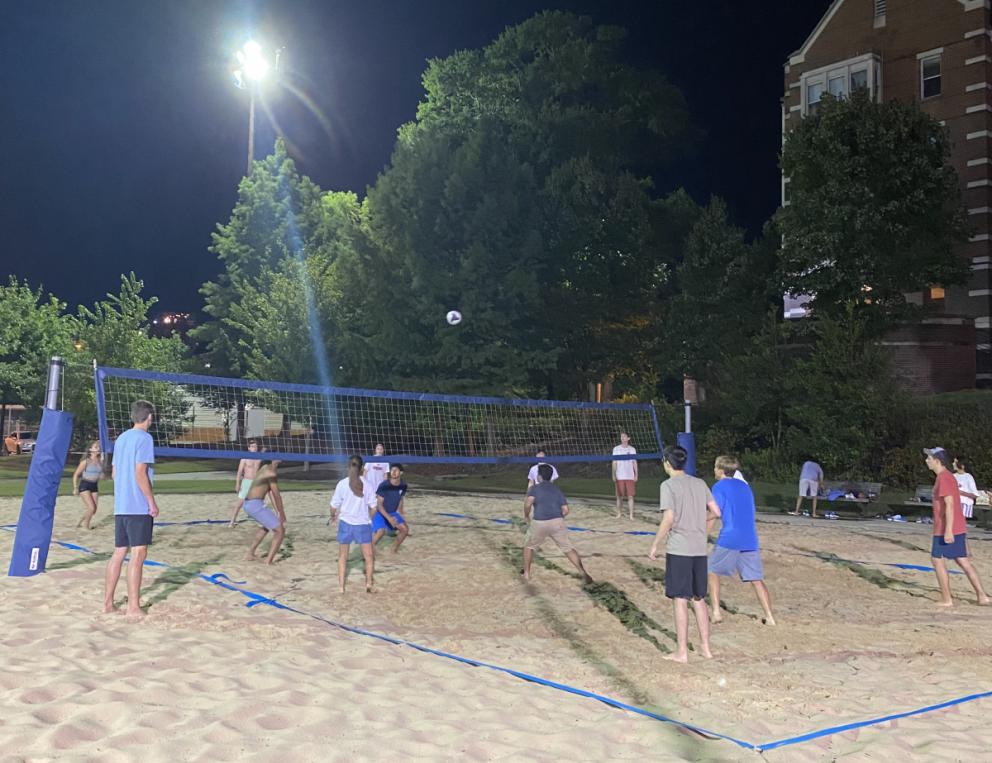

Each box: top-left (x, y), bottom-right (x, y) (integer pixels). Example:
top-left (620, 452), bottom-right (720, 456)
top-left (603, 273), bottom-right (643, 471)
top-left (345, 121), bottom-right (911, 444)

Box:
top-left (3, 525), bottom-right (989, 752)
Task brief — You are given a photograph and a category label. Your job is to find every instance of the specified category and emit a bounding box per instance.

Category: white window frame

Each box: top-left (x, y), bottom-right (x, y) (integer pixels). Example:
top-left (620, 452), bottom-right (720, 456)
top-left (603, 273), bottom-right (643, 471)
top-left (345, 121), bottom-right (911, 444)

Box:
top-left (800, 54), bottom-right (882, 116)
top-left (919, 52), bottom-right (942, 99)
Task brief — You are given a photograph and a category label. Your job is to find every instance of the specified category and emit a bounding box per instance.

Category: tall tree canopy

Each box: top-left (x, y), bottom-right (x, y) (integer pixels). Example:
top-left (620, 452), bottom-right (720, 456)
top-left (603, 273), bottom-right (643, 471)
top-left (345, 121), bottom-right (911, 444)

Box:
top-left (361, 11), bottom-right (691, 396)
top-left (777, 91), bottom-right (969, 329)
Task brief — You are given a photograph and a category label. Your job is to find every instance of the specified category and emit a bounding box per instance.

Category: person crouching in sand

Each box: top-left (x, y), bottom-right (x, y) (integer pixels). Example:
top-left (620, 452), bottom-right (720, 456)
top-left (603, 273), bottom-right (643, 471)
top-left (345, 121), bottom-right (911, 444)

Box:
top-left (243, 460), bottom-right (286, 565)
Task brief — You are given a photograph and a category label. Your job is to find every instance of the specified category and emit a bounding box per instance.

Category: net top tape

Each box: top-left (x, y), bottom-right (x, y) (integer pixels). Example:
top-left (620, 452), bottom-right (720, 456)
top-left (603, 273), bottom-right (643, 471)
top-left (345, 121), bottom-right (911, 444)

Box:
top-left (96, 367), bottom-right (655, 412)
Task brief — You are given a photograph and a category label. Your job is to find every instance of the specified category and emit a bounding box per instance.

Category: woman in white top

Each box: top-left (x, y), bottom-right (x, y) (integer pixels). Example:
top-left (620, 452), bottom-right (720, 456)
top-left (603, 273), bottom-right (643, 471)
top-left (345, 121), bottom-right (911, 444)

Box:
top-left (953, 457), bottom-right (979, 520)
top-left (330, 454), bottom-right (377, 593)
top-left (363, 442), bottom-right (389, 493)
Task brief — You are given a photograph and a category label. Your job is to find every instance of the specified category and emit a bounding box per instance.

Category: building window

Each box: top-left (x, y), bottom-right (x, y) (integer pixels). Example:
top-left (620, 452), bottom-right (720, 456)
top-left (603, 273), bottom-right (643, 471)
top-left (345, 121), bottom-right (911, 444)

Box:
top-left (874, 0), bottom-right (886, 17)
top-left (921, 55), bottom-right (941, 99)
top-left (927, 286), bottom-right (946, 302)
top-left (806, 81), bottom-right (824, 114)
top-left (800, 54), bottom-right (880, 116)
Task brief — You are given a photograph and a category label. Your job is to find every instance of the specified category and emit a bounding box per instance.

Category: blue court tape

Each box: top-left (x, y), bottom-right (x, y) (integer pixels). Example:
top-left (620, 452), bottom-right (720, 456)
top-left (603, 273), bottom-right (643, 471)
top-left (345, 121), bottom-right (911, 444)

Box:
top-left (755, 690), bottom-right (992, 752)
top-left (5, 525), bottom-right (991, 753)
top-left (432, 514), bottom-right (965, 572)
top-left (435, 512), bottom-right (656, 537)
top-left (156, 519), bottom-right (231, 527)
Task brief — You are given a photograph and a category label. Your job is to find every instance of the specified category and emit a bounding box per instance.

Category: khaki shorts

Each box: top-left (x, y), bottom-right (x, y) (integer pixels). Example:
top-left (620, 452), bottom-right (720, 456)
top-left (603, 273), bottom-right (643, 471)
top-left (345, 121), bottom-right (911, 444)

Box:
top-left (524, 518), bottom-right (574, 553)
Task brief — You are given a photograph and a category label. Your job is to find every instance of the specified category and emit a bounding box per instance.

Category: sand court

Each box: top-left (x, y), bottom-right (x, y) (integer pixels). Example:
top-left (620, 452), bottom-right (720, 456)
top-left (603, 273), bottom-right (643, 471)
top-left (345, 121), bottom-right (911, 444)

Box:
top-left (2, 489), bottom-right (992, 761)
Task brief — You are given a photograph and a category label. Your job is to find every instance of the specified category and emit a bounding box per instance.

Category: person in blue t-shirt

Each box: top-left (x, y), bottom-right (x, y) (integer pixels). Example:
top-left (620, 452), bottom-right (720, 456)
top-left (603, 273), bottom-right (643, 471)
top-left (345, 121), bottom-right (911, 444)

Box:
top-left (372, 464), bottom-right (410, 552)
top-left (104, 399), bottom-right (159, 618)
top-left (707, 455), bottom-right (776, 626)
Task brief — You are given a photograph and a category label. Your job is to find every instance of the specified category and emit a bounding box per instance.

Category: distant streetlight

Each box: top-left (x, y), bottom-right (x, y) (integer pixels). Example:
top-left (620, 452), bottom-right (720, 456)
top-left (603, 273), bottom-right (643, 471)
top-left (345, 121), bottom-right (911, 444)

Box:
top-left (232, 40), bottom-right (280, 174)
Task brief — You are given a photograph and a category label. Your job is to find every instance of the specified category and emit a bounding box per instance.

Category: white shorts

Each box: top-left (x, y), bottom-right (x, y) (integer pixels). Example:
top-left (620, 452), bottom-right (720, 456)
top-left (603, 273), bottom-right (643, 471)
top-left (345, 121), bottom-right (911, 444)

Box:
top-left (962, 502), bottom-right (974, 519)
top-left (799, 479), bottom-right (819, 497)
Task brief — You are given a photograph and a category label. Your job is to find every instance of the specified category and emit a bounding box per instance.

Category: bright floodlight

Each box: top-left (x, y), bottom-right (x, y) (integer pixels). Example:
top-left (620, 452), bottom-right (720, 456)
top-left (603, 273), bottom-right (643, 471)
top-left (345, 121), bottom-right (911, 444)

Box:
top-left (234, 39), bottom-right (269, 86)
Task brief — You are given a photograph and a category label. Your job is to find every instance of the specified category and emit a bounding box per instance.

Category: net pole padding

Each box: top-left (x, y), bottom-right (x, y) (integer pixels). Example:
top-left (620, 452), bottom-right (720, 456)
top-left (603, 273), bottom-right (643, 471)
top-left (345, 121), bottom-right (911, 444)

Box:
top-left (8, 356), bottom-right (74, 577)
top-left (94, 366), bottom-right (666, 464)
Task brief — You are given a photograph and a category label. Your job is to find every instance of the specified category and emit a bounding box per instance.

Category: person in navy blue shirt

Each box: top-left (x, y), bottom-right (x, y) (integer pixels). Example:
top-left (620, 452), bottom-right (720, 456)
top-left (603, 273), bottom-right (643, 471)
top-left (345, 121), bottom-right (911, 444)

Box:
top-left (708, 455), bottom-right (776, 626)
top-left (372, 464), bottom-right (410, 552)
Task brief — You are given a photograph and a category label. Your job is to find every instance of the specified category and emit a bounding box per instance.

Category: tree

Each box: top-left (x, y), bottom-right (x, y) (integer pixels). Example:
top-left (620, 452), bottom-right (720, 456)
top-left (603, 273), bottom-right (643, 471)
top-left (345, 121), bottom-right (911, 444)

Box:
top-left (66, 273), bottom-right (189, 439)
top-left (363, 11), bottom-right (690, 397)
top-left (777, 90), bottom-right (969, 330)
top-left (657, 199), bottom-right (779, 382)
top-left (0, 279), bottom-right (73, 436)
top-left (194, 140), bottom-right (327, 377)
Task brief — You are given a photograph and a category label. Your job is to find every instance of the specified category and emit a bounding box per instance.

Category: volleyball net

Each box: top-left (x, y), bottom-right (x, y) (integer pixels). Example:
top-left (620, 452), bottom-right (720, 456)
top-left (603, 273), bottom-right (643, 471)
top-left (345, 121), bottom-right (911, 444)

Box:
top-left (95, 367), bottom-right (664, 464)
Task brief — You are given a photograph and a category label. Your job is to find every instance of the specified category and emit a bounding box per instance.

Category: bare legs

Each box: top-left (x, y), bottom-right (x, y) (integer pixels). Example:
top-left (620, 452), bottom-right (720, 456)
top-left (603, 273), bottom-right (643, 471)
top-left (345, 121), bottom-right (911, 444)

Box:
top-left (372, 524), bottom-right (410, 553)
top-left (338, 543), bottom-right (375, 593)
top-left (245, 525), bottom-right (285, 565)
top-left (933, 556), bottom-right (991, 606)
top-left (523, 547), bottom-right (593, 585)
top-left (614, 493), bottom-right (635, 520)
top-left (103, 545), bottom-right (146, 617)
top-left (76, 491), bottom-right (98, 529)
top-left (709, 574), bottom-right (776, 625)
top-left (666, 598), bottom-right (713, 663)
top-left (792, 495), bottom-right (818, 518)
top-left (228, 499), bottom-right (244, 527)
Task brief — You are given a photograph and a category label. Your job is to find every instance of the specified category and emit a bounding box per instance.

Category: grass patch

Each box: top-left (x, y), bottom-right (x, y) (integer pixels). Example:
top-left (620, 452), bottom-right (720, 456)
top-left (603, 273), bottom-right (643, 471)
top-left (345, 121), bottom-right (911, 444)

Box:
top-left (796, 546), bottom-right (930, 598)
top-left (628, 558), bottom-right (665, 587)
top-left (582, 580), bottom-right (675, 654)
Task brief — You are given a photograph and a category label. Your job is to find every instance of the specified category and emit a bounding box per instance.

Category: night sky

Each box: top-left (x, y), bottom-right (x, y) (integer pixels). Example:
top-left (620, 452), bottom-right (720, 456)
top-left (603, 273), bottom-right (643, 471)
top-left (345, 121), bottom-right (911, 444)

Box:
top-left (2, 1), bottom-right (830, 313)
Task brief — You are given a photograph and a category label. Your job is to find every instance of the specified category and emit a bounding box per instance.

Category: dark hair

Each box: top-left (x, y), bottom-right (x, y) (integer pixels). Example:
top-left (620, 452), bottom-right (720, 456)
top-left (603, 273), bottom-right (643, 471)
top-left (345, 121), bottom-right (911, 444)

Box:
top-left (954, 456), bottom-right (966, 471)
top-left (537, 463), bottom-right (553, 482)
top-left (348, 454), bottom-right (364, 497)
top-left (663, 445), bottom-right (688, 471)
top-left (131, 399), bottom-right (155, 424)
top-left (390, 463), bottom-right (404, 473)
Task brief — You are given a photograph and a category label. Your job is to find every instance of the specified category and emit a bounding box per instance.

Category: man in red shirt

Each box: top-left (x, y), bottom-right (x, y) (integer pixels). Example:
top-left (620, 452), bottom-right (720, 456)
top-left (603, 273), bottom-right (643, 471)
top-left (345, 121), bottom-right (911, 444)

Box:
top-left (924, 447), bottom-right (990, 607)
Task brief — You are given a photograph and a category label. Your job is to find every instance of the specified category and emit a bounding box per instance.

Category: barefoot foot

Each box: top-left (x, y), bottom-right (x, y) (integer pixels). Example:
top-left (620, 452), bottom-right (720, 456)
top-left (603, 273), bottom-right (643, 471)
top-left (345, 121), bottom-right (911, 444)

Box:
top-left (936, 599), bottom-right (954, 607)
top-left (663, 653), bottom-right (688, 664)
top-left (763, 616), bottom-right (777, 626)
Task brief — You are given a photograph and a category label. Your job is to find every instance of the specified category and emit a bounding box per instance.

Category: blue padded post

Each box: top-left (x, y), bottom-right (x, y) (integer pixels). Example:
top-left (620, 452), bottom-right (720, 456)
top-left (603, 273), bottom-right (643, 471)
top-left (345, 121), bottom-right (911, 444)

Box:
top-left (8, 407), bottom-right (74, 577)
top-left (676, 431), bottom-right (696, 477)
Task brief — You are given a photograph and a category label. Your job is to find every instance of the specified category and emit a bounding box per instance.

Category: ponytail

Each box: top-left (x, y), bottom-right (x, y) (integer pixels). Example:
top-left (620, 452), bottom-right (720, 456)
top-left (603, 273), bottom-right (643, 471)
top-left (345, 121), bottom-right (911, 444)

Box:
top-left (348, 455), bottom-right (364, 497)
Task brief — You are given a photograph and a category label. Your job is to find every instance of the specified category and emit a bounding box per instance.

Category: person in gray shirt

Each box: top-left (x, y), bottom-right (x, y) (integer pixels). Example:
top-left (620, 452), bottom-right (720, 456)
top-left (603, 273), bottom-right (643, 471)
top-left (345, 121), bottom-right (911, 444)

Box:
top-left (523, 464), bottom-right (593, 584)
top-left (648, 446), bottom-right (722, 663)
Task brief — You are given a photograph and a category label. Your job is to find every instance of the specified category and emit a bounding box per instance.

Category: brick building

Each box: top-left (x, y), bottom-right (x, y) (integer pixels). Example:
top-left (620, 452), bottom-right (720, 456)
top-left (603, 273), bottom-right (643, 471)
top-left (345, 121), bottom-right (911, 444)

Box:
top-left (782, 0), bottom-right (991, 391)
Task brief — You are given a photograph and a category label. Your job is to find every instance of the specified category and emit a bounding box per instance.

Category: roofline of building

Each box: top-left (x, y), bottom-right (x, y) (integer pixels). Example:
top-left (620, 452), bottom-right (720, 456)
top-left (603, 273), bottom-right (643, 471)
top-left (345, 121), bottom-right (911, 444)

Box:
top-left (788, 0), bottom-right (847, 66)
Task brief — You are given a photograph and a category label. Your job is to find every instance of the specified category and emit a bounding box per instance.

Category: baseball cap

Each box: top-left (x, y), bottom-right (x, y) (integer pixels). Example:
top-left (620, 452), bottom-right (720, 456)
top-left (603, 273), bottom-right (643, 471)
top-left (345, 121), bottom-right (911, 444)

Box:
top-left (922, 446), bottom-right (950, 464)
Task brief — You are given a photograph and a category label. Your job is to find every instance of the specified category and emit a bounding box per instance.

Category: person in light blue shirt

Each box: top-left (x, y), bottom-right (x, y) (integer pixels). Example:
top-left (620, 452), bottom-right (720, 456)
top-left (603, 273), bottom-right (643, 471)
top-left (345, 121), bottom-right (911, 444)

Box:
top-left (708, 455), bottom-right (775, 626)
top-left (104, 399), bottom-right (159, 618)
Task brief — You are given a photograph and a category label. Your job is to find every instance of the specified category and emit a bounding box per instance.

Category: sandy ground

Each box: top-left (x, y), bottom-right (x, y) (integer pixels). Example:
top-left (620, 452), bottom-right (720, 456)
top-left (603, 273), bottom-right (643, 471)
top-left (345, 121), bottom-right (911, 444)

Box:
top-left (2, 487), bottom-right (992, 762)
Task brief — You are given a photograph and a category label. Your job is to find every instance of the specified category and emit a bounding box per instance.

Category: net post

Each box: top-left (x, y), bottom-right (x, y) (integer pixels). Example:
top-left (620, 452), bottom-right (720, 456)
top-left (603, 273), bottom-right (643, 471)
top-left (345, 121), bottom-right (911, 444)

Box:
top-left (93, 362), bottom-right (111, 456)
top-left (44, 356), bottom-right (65, 411)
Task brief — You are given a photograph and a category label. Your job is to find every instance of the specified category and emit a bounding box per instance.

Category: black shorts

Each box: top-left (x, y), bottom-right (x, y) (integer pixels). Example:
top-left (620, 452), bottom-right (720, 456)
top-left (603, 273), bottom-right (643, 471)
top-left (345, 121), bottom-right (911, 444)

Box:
top-left (79, 479), bottom-right (99, 493)
top-left (665, 554), bottom-right (708, 600)
top-left (114, 515), bottom-right (154, 548)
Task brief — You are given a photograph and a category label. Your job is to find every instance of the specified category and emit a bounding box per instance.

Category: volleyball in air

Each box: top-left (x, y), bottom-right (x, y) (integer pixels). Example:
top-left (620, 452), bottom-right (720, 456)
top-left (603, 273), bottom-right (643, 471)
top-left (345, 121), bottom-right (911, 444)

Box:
top-left (446, 310), bottom-right (463, 326)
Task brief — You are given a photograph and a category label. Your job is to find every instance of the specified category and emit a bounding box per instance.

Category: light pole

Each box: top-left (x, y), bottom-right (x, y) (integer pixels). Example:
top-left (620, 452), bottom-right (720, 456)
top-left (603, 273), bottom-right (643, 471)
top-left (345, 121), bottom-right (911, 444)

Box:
top-left (233, 40), bottom-right (273, 175)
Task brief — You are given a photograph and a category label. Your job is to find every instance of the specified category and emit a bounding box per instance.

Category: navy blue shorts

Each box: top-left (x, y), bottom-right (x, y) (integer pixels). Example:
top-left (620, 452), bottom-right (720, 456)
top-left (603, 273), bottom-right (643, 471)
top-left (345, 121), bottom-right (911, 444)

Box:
top-left (932, 533), bottom-right (968, 559)
top-left (371, 511), bottom-right (405, 533)
top-left (114, 515), bottom-right (154, 548)
top-left (337, 520), bottom-right (373, 546)
top-left (665, 554), bottom-right (708, 600)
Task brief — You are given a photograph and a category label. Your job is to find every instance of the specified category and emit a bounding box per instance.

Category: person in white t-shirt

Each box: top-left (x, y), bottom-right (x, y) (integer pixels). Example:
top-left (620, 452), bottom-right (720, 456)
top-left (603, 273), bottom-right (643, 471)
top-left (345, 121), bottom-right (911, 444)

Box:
top-left (363, 442), bottom-right (389, 493)
top-left (612, 432), bottom-right (638, 520)
top-left (526, 449), bottom-right (559, 488)
top-left (953, 457), bottom-right (979, 520)
top-left (330, 454), bottom-right (378, 593)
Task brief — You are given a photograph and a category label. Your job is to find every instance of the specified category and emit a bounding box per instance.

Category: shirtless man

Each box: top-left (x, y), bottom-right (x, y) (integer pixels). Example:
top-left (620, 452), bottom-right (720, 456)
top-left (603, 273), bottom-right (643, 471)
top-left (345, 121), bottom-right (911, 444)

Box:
top-left (229, 440), bottom-right (262, 526)
top-left (242, 460), bottom-right (286, 565)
